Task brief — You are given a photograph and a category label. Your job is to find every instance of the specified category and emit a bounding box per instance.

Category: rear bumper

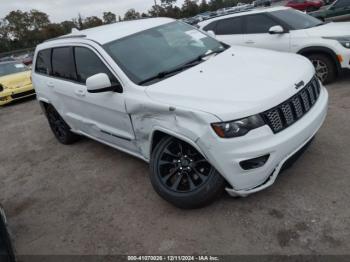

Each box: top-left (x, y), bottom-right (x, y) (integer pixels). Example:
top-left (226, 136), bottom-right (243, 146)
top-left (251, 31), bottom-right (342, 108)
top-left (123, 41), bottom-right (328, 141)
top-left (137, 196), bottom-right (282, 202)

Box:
top-left (0, 84), bottom-right (35, 105)
top-left (197, 85), bottom-right (328, 196)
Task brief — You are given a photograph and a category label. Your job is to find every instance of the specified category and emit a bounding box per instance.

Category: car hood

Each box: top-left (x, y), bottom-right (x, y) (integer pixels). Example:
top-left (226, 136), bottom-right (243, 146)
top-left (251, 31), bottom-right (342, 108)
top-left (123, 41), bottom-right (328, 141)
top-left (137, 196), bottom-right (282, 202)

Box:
top-left (304, 22), bottom-right (350, 37)
top-left (0, 71), bottom-right (31, 91)
top-left (145, 46), bottom-right (315, 121)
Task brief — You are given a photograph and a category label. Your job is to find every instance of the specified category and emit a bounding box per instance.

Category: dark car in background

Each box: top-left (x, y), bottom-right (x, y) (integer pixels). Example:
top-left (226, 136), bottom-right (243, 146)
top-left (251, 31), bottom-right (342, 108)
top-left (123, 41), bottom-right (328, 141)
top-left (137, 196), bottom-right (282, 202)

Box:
top-left (253, 0), bottom-right (272, 7)
top-left (310, 0), bottom-right (350, 21)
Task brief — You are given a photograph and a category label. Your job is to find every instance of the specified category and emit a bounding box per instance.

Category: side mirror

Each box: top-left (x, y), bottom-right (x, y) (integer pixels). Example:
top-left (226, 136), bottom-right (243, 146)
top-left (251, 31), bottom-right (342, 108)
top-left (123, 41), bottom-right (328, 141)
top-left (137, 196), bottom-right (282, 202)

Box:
top-left (86, 73), bottom-right (122, 93)
top-left (207, 30), bottom-right (216, 38)
top-left (269, 25), bottom-right (285, 34)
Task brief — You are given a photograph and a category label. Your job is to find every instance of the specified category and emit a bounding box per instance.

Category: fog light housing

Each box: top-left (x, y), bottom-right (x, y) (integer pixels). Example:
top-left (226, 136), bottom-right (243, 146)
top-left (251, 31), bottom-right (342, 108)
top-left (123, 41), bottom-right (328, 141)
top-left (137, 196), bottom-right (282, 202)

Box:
top-left (240, 154), bottom-right (270, 170)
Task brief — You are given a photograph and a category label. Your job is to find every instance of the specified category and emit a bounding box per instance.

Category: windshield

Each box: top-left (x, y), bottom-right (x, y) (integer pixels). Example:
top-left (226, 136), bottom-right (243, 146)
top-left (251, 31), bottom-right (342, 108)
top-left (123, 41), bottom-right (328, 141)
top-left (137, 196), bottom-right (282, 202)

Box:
top-left (271, 9), bottom-right (323, 30)
top-left (104, 21), bottom-right (226, 85)
top-left (0, 62), bottom-right (28, 77)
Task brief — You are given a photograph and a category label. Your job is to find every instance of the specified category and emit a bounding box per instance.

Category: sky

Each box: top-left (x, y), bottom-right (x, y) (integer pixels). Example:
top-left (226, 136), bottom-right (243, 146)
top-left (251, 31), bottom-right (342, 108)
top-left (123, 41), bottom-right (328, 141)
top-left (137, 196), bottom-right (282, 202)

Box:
top-left (0, 0), bottom-right (186, 22)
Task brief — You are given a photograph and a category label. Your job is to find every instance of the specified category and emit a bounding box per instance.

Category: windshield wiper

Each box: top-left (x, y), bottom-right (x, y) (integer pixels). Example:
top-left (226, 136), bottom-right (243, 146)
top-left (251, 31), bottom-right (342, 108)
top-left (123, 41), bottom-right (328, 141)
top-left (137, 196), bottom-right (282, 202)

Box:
top-left (138, 49), bottom-right (225, 85)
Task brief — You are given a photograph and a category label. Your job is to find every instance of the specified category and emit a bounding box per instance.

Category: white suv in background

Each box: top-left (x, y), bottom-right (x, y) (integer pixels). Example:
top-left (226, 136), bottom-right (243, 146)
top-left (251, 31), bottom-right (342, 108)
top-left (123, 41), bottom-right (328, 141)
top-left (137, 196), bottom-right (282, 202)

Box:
top-left (198, 7), bottom-right (350, 84)
top-left (32, 18), bottom-right (328, 208)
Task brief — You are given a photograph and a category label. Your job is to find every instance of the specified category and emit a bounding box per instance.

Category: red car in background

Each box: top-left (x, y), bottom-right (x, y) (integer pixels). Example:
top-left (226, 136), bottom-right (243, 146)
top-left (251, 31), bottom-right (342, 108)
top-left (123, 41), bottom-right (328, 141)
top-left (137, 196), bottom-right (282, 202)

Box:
top-left (286, 0), bottom-right (324, 12)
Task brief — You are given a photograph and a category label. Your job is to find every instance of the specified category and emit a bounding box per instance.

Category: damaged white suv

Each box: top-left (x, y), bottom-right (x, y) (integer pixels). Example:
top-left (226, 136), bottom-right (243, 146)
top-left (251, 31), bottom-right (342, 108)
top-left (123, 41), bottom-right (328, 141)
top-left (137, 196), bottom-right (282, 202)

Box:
top-left (32, 18), bottom-right (328, 209)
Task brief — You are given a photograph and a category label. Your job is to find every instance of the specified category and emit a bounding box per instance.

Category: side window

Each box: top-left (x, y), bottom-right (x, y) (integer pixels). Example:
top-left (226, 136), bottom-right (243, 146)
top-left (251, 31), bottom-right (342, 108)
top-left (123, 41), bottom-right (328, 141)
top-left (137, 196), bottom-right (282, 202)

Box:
top-left (52, 47), bottom-right (77, 81)
top-left (74, 47), bottom-right (119, 85)
top-left (203, 21), bottom-right (217, 32)
top-left (333, 0), bottom-right (350, 8)
top-left (35, 49), bottom-right (51, 75)
top-left (215, 17), bottom-right (243, 35)
top-left (245, 14), bottom-right (278, 34)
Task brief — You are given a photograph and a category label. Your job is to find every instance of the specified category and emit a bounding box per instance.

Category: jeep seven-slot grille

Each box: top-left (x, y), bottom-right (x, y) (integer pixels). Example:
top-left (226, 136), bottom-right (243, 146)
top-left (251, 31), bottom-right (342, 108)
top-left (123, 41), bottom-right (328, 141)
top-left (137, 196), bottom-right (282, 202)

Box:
top-left (262, 76), bottom-right (321, 134)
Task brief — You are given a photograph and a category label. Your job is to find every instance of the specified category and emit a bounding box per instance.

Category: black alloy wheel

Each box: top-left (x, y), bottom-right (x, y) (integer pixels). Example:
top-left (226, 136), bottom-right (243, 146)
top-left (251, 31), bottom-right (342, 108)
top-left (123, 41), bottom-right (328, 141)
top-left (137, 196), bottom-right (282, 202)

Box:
top-left (150, 137), bottom-right (225, 209)
top-left (45, 105), bottom-right (80, 145)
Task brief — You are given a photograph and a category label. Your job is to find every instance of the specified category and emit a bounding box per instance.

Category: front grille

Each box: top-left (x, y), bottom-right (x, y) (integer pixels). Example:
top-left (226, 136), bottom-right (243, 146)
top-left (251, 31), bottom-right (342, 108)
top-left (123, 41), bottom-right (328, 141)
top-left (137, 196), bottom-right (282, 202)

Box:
top-left (262, 76), bottom-right (321, 134)
top-left (11, 89), bottom-right (35, 99)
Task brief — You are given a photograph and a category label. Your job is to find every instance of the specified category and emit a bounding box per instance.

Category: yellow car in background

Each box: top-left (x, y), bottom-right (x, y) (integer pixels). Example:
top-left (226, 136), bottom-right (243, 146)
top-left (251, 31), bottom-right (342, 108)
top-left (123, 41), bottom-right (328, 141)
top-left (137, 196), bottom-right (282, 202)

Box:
top-left (0, 61), bottom-right (34, 106)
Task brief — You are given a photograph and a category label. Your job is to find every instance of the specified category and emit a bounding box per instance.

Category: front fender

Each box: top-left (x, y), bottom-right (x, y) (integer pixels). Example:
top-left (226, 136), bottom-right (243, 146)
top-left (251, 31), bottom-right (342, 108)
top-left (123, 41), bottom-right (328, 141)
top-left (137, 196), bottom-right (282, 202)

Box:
top-left (126, 98), bottom-right (219, 160)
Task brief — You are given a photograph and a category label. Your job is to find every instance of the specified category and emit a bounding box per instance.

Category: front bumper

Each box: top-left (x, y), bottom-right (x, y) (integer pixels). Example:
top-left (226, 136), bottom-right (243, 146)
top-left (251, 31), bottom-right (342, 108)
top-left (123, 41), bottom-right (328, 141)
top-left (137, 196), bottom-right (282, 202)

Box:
top-left (0, 84), bottom-right (35, 106)
top-left (197, 85), bottom-right (328, 197)
top-left (338, 47), bottom-right (350, 70)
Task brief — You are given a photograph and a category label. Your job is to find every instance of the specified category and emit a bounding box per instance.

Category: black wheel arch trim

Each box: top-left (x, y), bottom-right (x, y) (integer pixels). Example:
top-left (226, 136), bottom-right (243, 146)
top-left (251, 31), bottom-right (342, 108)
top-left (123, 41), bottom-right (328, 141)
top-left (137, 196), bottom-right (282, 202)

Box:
top-left (149, 129), bottom-right (207, 161)
top-left (297, 46), bottom-right (341, 73)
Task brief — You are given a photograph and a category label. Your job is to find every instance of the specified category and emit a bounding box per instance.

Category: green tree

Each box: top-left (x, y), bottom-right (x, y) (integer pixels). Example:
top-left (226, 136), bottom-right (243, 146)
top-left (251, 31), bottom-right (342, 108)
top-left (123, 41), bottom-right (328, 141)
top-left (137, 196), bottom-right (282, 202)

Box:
top-left (208, 0), bottom-right (225, 10)
top-left (181, 0), bottom-right (199, 17)
top-left (72, 13), bottom-right (84, 30)
top-left (4, 10), bottom-right (31, 41)
top-left (103, 11), bottom-right (116, 24)
top-left (28, 9), bottom-right (50, 31)
top-left (83, 16), bottom-right (103, 29)
top-left (199, 0), bottom-right (210, 12)
top-left (161, 0), bottom-right (177, 7)
top-left (41, 23), bottom-right (65, 40)
top-left (124, 9), bottom-right (141, 20)
top-left (60, 20), bottom-right (76, 34)
top-left (0, 19), bottom-right (10, 52)
top-left (148, 5), bottom-right (166, 17)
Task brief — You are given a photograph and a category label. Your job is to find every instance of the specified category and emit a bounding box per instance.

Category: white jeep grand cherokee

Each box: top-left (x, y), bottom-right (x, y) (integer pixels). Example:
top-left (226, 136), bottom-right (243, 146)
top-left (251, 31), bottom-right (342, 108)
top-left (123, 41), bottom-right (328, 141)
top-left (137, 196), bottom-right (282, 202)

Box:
top-left (32, 18), bottom-right (328, 209)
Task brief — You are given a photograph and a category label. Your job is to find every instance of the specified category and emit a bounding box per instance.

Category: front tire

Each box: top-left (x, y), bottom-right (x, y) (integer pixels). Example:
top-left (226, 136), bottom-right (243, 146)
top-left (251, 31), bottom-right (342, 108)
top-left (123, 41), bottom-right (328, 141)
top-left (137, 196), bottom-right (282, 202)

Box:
top-left (150, 137), bottom-right (225, 209)
top-left (45, 104), bottom-right (80, 145)
top-left (307, 54), bottom-right (336, 84)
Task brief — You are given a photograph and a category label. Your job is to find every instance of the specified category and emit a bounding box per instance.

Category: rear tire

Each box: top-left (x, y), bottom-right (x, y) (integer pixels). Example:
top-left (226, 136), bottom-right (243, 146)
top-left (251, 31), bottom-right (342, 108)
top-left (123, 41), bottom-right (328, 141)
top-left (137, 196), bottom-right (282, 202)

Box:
top-left (150, 137), bottom-right (225, 209)
top-left (45, 104), bottom-right (80, 145)
top-left (307, 54), bottom-right (336, 84)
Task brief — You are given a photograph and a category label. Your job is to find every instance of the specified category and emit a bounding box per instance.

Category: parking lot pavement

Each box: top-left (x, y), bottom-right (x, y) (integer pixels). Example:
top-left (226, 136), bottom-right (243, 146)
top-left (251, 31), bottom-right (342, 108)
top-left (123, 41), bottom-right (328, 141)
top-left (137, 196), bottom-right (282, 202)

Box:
top-left (0, 75), bottom-right (350, 255)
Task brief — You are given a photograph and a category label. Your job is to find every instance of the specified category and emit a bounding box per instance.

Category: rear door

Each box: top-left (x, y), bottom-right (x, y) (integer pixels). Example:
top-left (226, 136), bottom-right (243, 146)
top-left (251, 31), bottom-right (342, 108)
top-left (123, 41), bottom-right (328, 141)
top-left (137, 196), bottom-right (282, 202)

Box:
top-left (242, 14), bottom-right (291, 52)
top-left (47, 46), bottom-right (90, 133)
top-left (207, 16), bottom-right (245, 46)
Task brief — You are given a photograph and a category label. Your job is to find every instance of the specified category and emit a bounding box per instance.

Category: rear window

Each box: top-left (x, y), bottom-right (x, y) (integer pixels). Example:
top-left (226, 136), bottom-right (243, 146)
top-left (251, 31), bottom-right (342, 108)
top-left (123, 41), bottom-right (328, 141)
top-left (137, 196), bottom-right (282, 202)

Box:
top-left (52, 47), bottom-right (77, 81)
top-left (215, 17), bottom-right (243, 35)
top-left (35, 49), bottom-right (51, 75)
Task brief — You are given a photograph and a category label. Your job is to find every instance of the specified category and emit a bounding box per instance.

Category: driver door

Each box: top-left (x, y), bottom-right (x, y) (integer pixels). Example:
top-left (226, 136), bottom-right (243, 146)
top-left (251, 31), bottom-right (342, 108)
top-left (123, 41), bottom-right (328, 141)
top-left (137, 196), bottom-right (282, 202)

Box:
top-left (72, 45), bottom-right (138, 153)
top-left (242, 14), bottom-right (291, 52)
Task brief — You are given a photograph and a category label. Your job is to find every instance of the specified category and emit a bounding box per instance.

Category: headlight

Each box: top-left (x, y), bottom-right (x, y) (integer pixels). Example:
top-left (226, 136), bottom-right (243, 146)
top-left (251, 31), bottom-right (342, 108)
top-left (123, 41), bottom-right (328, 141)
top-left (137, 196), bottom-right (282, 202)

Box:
top-left (211, 115), bottom-right (265, 138)
top-left (323, 36), bottom-right (350, 49)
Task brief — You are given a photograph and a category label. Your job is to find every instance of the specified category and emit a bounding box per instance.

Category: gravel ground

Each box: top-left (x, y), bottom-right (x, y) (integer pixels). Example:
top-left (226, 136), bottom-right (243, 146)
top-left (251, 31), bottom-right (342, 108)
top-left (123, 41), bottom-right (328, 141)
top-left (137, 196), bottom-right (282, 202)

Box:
top-left (0, 74), bottom-right (349, 255)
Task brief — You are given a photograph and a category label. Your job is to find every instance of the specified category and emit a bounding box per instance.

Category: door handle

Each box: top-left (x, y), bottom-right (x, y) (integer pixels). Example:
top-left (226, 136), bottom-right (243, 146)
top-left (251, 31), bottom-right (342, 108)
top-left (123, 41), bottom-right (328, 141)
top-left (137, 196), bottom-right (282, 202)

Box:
top-left (47, 81), bottom-right (54, 88)
top-left (245, 40), bottom-right (255, 44)
top-left (75, 89), bottom-right (86, 97)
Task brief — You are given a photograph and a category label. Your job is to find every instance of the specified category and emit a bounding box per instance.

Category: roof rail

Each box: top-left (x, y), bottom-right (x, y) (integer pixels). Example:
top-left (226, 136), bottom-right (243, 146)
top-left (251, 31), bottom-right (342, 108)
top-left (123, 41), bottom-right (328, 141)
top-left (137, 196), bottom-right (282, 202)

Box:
top-left (197, 6), bottom-right (256, 23)
top-left (44, 34), bottom-right (87, 43)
